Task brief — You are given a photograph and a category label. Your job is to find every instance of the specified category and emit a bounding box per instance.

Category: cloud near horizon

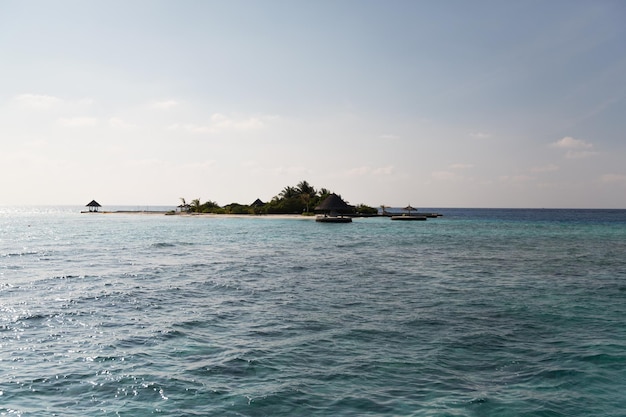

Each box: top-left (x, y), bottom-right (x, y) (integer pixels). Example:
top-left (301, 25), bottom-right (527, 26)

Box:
top-left (600, 174), bottom-right (626, 183)
top-left (469, 132), bottom-right (492, 139)
top-left (14, 94), bottom-right (94, 110)
top-left (499, 175), bottom-right (535, 183)
top-left (551, 136), bottom-right (593, 149)
top-left (346, 165), bottom-right (395, 177)
top-left (431, 170), bottom-right (462, 181)
top-left (151, 100), bottom-right (179, 109)
top-left (551, 136), bottom-right (597, 159)
top-left (531, 164), bottom-right (559, 173)
top-left (379, 134), bottom-right (400, 140)
top-left (58, 117), bottom-right (98, 127)
top-left (15, 94), bottom-right (63, 109)
top-left (565, 150), bottom-right (598, 159)
top-left (450, 163), bottom-right (474, 169)
top-left (109, 117), bottom-right (136, 129)
top-left (169, 113), bottom-right (277, 134)
top-left (272, 165), bottom-right (312, 177)
top-left (181, 160), bottom-right (217, 171)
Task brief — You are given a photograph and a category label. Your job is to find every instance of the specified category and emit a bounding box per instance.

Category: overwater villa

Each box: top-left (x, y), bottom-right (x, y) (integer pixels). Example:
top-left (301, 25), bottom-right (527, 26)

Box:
top-left (314, 194), bottom-right (353, 223)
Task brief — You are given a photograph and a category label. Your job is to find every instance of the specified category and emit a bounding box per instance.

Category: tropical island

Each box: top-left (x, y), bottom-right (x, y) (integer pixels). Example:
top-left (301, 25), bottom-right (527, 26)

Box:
top-left (173, 180), bottom-right (378, 216)
top-left (84, 180), bottom-right (441, 219)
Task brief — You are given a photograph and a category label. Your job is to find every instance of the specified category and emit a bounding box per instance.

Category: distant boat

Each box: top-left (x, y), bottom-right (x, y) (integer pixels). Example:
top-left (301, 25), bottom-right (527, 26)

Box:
top-left (391, 205), bottom-right (427, 221)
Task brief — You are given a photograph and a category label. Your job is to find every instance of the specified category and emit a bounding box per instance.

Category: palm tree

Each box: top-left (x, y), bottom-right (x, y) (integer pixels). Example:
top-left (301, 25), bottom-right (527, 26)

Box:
top-left (296, 180), bottom-right (317, 213)
top-left (297, 180), bottom-right (315, 197)
top-left (191, 198), bottom-right (201, 213)
top-left (280, 186), bottom-right (298, 199)
top-left (318, 188), bottom-right (331, 197)
top-left (300, 193), bottom-right (312, 213)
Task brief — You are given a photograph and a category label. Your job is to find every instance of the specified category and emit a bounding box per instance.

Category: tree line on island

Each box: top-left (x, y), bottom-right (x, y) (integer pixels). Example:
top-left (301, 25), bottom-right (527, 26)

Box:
top-left (176, 180), bottom-right (378, 216)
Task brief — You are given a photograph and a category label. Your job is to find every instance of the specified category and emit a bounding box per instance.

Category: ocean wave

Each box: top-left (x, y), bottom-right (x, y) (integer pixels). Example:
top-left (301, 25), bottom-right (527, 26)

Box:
top-left (2, 209), bottom-right (626, 415)
top-left (1, 250), bottom-right (40, 258)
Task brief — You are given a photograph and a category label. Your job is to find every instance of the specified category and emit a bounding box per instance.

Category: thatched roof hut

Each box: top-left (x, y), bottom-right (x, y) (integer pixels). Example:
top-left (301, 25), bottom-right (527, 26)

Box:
top-left (86, 200), bottom-right (101, 212)
top-left (314, 194), bottom-right (353, 222)
top-left (251, 198), bottom-right (265, 207)
top-left (315, 193), bottom-right (353, 215)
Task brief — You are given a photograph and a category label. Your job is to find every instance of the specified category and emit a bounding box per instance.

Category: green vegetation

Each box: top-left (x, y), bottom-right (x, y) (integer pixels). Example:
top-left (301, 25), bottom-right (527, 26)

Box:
top-left (178, 180), bottom-right (378, 216)
top-left (354, 204), bottom-right (378, 215)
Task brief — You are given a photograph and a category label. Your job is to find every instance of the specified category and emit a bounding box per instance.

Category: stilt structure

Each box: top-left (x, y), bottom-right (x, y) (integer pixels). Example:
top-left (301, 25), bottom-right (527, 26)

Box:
top-left (314, 194), bottom-right (353, 223)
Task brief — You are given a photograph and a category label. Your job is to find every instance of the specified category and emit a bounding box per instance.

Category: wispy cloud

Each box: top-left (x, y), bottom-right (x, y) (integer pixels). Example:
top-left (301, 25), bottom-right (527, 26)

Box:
top-left (187, 124), bottom-right (214, 134)
top-left (76, 98), bottom-right (94, 106)
top-left (431, 170), bottom-right (460, 181)
top-left (346, 167), bottom-right (370, 176)
top-left (551, 136), bottom-right (597, 159)
top-left (450, 163), bottom-right (474, 169)
top-left (109, 117), bottom-right (136, 129)
top-left (346, 165), bottom-right (395, 177)
top-left (181, 160), bottom-right (217, 171)
top-left (499, 175), bottom-right (534, 183)
top-left (600, 174), bottom-right (626, 183)
top-left (15, 94), bottom-right (63, 109)
top-left (379, 134), bottom-right (400, 140)
top-left (23, 139), bottom-right (49, 149)
top-left (551, 136), bottom-right (593, 149)
top-left (169, 113), bottom-right (278, 134)
top-left (565, 150), bottom-right (598, 159)
top-left (273, 166), bottom-right (312, 176)
top-left (58, 117), bottom-right (98, 127)
top-left (209, 113), bottom-right (276, 131)
top-left (372, 166), bottom-right (394, 175)
top-left (151, 100), bottom-right (179, 109)
top-left (530, 164), bottom-right (559, 173)
top-left (469, 132), bottom-right (492, 139)
top-left (124, 158), bottom-right (165, 168)
top-left (14, 94), bottom-right (94, 110)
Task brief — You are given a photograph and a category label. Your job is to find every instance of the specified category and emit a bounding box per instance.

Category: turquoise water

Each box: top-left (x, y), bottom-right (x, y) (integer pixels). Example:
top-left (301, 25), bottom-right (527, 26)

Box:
top-left (1, 207), bottom-right (626, 416)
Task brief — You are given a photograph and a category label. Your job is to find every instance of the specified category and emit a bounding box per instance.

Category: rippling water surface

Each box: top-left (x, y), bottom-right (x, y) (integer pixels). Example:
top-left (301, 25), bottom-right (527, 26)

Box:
top-left (2, 207), bottom-right (626, 416)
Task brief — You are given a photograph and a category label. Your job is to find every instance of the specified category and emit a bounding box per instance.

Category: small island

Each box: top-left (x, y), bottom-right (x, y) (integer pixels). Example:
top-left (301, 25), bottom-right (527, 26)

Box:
top-left (84, 179), bottom-right (442, 220)
top-left (172, 180), bottom-right (378, 217)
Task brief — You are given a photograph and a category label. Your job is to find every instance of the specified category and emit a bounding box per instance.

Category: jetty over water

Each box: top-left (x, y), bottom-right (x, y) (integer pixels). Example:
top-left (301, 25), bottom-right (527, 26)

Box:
top-left (390, 205), bottom-right (427, 221)
top-left (380, 205), bottom-right (443, 220)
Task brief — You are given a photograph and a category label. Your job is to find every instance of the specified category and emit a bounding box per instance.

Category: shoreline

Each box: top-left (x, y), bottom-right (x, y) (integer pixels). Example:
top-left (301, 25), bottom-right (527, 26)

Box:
top-left (83, 210), bottom-right (318, 219)
top-left (83, 211), bottom-right (439, 219)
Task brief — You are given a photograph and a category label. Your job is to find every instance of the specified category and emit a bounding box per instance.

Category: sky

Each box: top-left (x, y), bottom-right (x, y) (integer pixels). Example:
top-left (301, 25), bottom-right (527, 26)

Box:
top-left (1, 1), bottom-right (625, 208)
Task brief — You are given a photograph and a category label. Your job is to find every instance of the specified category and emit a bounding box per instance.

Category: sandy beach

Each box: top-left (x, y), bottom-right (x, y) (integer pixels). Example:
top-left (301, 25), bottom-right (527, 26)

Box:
top-left (87, 211), bottom-right (317, 220)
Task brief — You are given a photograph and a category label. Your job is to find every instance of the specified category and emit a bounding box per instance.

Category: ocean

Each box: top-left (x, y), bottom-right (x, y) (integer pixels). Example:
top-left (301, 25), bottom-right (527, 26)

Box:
top-left (1, 207), bottom-right (625, 416)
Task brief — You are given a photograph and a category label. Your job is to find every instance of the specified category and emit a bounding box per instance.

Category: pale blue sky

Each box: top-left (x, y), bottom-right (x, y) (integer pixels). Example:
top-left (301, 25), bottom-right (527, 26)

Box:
top-left (1, 1), bottom-right (625, 208)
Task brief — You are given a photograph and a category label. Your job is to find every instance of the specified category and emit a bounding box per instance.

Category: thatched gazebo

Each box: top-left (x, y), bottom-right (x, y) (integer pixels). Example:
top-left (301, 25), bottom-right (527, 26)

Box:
top-left (314, 193), bottom-right (353, 223)
top-left (86, 200), bottom-right (102, 212)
